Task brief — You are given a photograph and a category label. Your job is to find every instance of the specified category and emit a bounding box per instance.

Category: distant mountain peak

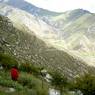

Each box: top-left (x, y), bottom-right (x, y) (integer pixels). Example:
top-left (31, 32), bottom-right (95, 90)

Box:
top-left (62, 8), bottom-right (91, 22)
top-left (71, 8), bottom-right (91, 14)
top-left (0, 0), bottom-right (61, 16)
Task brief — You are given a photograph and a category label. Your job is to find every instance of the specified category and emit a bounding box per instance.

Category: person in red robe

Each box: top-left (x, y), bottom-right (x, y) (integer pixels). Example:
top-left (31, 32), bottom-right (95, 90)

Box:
top-left (11, 66), bottom-right (19, 81)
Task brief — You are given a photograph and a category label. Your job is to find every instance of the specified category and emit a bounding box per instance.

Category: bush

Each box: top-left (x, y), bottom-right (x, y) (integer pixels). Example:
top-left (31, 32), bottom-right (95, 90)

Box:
top-left (19, 63), bottom-right (32, 73)
top-left (0, 53), bottom-right (18, 69)
top-left (0, 53), bottom-right (40, 75)
top-left (0, 53), bottom-right (49, 95)
top-left (72, 73), bottom-right (95, 95)
top-left (0, 77), bottom-right (23, 90)
top-left (18, 72), bottom-right (48, 95)
top-left (19, 63), bottom-right (40, 76)
top-left (50, 71), bottom-right (68, 95)
top-left (18, 72), bottom-right (32, 87)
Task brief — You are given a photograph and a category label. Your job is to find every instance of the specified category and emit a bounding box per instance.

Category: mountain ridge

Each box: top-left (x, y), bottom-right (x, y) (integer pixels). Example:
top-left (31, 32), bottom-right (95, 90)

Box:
top-left (0, 0), bottom-right (62, 16)
top-left (0, 3), bottom-right (95, 66)
top-left (0, 1), bottom-right (95, 77)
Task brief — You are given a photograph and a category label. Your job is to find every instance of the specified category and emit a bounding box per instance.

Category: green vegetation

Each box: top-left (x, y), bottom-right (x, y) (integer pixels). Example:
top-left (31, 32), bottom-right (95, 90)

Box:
top-left (19, 63), bottom-right (41, 76)
top-left (72, 73), bottom-right (95, 95)
top-left (49, 71), bottom-right (95, 95)
top-left (0, 53), bottom-right (18, 69)
top-left (0, 53), bottom-right (49, 95)
top-left (50, 71), bottom-right (68, 95)
top-left (0, 53), bottom-right (41, 75)
top-left (0, 53), bottom-right (95, 95)
top-left (0, 70), bottom-right (49, 95)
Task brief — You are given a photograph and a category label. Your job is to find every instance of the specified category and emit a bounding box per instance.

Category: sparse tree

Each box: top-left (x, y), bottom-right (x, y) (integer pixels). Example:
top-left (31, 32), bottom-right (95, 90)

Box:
top-left (73, 73), bottom-right (95, 95)
top-left (50, 71), bottom-right (68, 95)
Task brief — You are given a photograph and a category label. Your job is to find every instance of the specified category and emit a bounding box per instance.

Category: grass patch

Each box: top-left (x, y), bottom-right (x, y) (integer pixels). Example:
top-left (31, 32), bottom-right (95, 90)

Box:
top-left (0, 69), bottom-right (49, 95)
top-left (0, 53), bottom-right (49, 95)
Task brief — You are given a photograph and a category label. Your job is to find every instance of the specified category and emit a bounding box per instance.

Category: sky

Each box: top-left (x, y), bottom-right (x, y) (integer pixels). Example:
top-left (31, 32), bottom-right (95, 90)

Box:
top-left (25, 0), bottom-right (95, 13)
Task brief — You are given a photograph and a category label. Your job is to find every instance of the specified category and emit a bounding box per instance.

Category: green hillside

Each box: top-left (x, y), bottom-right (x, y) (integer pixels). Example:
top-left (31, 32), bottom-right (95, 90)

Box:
top-left (0, 53), bottom-right (49, 95)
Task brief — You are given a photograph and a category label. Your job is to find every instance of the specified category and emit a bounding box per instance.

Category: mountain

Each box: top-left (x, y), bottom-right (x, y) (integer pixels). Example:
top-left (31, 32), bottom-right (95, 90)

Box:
top-left (0, 3), bottom-right (59, 40)
top-left (0, 1), bottom-right (95, 77)
top-left (0, 13), bottom-right (94, 79)
top-left (49, 9), bottom-right (91, 28)
top-left (0, 0), bottom-right (62, 17)
top-left (0, 0), bottom-right (63, 28)
top-left (50, 9), bottom-right (95, 65)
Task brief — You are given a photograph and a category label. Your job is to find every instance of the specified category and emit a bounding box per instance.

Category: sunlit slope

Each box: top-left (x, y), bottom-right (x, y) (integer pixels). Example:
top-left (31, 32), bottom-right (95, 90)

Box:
top-left (50, 9), bottom-right (95, 65)
top-left (0, 4), bottom-right (58, 40)
top-left (0, 15), bottom-right (95, 79)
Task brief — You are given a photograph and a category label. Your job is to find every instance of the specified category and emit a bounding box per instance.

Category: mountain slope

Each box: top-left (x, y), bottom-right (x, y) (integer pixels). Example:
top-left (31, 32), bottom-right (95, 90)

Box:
top-left (0, 3), bottom-right (59, 40)
top-left (0, 0), bottom-right (63, 27)
top-left (50, 9), bottom-right (91, 28)
top-left (0, 0), bottom-right (62, 17)
top-left (0, 14), bottom-right (95, 79)
top-left (0, 2), bottom-right (95, 66)
top-left (48, 9), bottom-right (95, 65)
top-left (61, 11), bottom-right (95, 53)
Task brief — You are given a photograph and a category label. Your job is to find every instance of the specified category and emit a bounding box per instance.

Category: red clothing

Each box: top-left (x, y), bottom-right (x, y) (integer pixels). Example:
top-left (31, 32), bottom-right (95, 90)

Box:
top-left (11, 68), bottom-right (19, 81)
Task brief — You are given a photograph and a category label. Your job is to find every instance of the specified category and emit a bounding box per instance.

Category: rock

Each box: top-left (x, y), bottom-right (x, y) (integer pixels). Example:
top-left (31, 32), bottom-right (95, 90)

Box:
top-left (49, 88), bottom-right (60, 95)
top-left (9, 88), bottom-right (15, 92)
top-left (0, 65), bottom-right (3, 70)
top-left (5, 88), bottom-right (15, 93)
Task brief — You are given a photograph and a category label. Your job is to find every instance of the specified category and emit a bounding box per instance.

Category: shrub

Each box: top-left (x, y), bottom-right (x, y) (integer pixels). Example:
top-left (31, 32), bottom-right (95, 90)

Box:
top-left (0, 53), bottom-right (40, 75)
top-left (50, 71), bottom-right (68, 95)
top-left (0, 77), bottom-right (23, 90)
top-left (19, 63), bottom-right (40, 76)
top-left (19, 63), bottom-right (31, 72)
top-left (18, 72), bottom-right (31, 86)
top-left (18, 72), bottom-right (48, 95)
top-left (73, 73), bottom-right (95, 95)
top-left (0, 53), bottom-right (18, 69)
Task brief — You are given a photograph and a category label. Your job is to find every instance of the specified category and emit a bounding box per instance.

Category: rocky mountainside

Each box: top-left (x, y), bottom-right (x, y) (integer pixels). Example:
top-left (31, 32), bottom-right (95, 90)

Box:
top-left (0, 0), bottom-right (95, 65)
top-left (50, 9), bottom-right (95, 65)
top-left (0, 0), bottom-right (61, 17)
top-left (0, 15), bottom-right (95, 79)
top-left (0, 4), bottom-right (59, 40)
top-left (0, 1), bottom-right (95, 77)
top-left (0, 0), bottom-right (62, 27)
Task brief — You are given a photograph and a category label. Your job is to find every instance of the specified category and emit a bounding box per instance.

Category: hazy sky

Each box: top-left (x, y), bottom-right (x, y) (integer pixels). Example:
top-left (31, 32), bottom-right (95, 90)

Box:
top-left (25, 0), bottom-right (95, 13)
